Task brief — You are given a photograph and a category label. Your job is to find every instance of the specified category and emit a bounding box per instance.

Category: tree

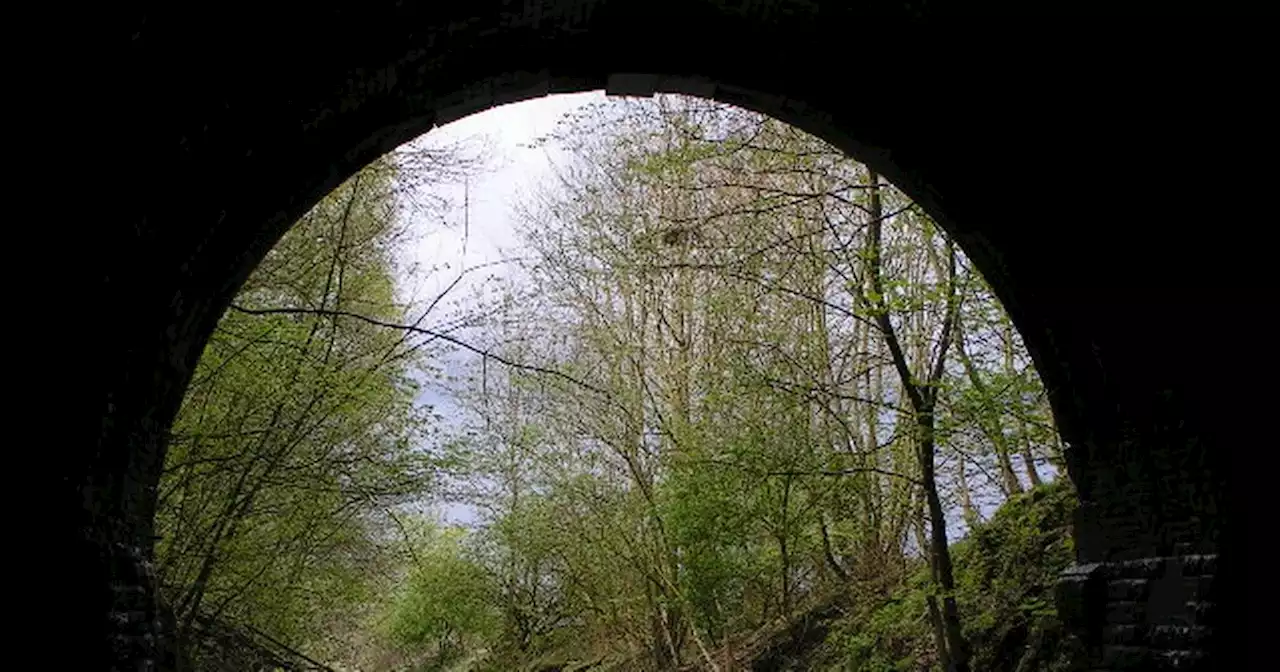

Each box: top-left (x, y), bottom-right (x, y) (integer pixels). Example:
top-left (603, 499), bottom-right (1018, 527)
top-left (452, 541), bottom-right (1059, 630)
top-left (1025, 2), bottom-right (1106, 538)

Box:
top-left (387, 518), bottom-right (501, 670)
top-left (155, 138), bottom-right (488, 669)
top-left (860, 171), bottom-right (971, 672)
top-left (394, 93), bottom-right (1065, 671)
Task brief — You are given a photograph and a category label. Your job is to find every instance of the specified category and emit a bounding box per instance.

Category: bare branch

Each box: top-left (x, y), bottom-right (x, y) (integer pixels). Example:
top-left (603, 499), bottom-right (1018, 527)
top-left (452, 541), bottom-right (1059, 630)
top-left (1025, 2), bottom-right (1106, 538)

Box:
top-left (227, 303), bottom-right (617, 401)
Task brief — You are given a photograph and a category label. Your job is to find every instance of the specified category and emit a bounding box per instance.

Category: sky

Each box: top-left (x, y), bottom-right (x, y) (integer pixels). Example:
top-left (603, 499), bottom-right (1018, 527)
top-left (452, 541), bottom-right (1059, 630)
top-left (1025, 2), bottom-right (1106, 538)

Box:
top-left (398, 93), bottom-right (605, 395)
top-left (400, 91), bottom-right (606, 303)
top-left (395, 92), bottom-right (607, 524)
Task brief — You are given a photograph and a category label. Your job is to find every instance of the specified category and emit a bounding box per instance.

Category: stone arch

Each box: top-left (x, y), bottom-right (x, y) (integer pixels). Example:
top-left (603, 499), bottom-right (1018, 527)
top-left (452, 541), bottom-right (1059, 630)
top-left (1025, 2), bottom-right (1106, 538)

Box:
top-left (66, 3), bottom-right (1242, 669)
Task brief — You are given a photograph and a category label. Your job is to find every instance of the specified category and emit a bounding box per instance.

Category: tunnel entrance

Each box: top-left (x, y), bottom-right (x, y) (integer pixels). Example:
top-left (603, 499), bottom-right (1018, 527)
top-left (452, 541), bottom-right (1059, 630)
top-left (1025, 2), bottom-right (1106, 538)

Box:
top-left (158, 92), bottom-right (1087, 670)
top-left (70, 4), bottom-right (1238, 670)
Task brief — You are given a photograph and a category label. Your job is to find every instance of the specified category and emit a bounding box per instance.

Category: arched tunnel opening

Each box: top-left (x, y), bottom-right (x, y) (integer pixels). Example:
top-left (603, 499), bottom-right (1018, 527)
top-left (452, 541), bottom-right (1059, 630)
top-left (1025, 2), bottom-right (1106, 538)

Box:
top-left (157, 91), bottom-right (1085, 671)
top-left (55, 4), bottom-right (1251, 670)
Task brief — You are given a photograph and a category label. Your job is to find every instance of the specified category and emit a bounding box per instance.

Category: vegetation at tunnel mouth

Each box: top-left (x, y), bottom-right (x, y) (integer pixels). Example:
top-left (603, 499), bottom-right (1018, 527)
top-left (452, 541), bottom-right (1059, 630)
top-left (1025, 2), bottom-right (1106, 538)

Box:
top-left (156, 94), bottom-right (1078, 672)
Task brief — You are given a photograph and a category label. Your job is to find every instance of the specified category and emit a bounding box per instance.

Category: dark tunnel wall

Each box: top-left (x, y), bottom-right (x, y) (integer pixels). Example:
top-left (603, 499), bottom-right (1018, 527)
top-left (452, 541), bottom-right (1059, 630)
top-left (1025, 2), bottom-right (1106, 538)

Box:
top-left (39, 2), bottom-right (1256, 668)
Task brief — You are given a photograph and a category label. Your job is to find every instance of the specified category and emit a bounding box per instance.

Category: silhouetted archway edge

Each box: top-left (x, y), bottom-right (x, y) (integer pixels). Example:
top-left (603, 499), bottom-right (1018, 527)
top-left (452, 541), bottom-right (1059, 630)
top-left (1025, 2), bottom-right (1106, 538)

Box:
top-left (76, 4), bottom-right (1243, 669)
top-left (235, 74), bottom-right (1081, 445)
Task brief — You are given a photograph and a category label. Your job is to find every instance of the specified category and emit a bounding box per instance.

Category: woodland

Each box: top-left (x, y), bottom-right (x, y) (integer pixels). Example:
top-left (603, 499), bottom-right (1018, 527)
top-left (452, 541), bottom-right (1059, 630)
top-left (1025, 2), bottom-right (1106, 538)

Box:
top-left (156, 95), bottom-right (1082, 672)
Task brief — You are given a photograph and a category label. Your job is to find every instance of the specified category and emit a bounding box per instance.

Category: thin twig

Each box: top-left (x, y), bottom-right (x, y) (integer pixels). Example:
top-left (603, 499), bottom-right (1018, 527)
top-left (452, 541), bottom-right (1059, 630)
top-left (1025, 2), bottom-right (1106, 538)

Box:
top-left (227, 303), bottom-right (616, 399)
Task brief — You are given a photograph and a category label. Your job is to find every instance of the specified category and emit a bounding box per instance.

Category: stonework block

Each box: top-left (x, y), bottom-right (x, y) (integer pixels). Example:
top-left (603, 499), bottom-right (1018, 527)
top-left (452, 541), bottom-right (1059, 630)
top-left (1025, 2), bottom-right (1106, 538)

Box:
top-left (1057, 555), bottom-right (1218, 671)
top-left (1176, 554), bottom-right (1217, 577)
top-left (1107, 578), bottom-right (1150, 601)
top-left (1105, 600), bottom-right (1145, 625)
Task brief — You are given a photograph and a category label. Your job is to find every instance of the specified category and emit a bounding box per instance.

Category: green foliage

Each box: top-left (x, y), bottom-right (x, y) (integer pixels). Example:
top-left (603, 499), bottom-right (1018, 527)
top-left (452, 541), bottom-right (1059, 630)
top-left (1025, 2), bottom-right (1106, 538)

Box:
top-left (388, 521), bottom-right (501, 667)
top-left (816, 480), bottom-right (1080, 672)
top-left (407, 94), bottom-right (1071, 671)
top-left (163, 93), bottom-right (1069, 672)
top-left (953, 482), bottom-right (1080, 671)
top-left (155, 156), bottom-right (436, 666)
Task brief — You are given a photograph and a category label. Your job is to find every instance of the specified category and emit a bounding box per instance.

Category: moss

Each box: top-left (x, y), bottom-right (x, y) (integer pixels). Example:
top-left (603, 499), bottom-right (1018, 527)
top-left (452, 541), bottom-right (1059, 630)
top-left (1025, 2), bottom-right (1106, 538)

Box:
top-left (813, 480), bottom-right (1083, 671)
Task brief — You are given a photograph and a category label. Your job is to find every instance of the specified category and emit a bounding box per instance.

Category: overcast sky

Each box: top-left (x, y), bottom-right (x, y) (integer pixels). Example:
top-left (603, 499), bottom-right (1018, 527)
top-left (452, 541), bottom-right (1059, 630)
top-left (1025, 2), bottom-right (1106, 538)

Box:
top-left (401, 92), bottom-right (606, 303)
top-left (397, 92), bottom-right (606, 524)
top-left (399, 93), bottom-right (604, 377)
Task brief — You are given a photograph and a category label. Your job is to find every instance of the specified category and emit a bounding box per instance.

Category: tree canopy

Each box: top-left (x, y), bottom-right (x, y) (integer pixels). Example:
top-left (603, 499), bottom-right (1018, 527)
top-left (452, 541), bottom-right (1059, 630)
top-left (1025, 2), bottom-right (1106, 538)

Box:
top-left (156, 95), bottom-right (1076, 672)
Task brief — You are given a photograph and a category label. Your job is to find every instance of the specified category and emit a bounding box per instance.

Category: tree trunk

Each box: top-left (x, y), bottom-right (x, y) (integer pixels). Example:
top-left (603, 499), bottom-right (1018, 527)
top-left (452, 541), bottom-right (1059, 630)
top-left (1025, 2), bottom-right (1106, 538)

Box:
top-left (1002, 316), bottom-right (1043, 488)
top-left (955, 320), bottom-right (1023, 497)
top-left (865, 170), bottom-right (971, 672)
top-left (956, 455), bottom-right (980, 527)
top-left (919, 417), bottom-right (972, 672)
top-left (1019, 431), bottom-right (1044, 488)
top-left (820, 514), bottom-right (850, 582)
top-left (913, 493), bottom-right (952, 671)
